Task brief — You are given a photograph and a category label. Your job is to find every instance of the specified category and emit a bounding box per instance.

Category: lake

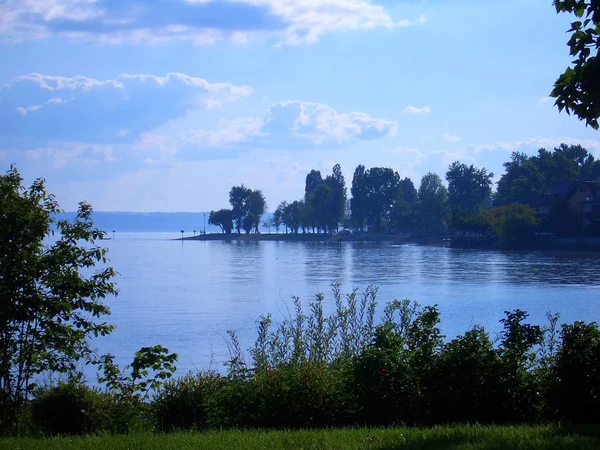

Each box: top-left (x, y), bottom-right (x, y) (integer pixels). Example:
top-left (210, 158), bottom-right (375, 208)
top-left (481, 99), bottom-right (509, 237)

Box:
top-left (93, 233), bottom-right (600, 376)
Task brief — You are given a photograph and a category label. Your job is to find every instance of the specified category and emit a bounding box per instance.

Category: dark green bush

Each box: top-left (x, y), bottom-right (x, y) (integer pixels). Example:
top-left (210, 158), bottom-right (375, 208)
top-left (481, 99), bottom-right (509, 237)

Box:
top-left (30, 383), bottom-right (108, 436)
top-left (152, 372), bottom-right (224, 431)
top-left (550, 321), bottom-right (600, 424)
top-left (432, 327), bottom-right (501, 424)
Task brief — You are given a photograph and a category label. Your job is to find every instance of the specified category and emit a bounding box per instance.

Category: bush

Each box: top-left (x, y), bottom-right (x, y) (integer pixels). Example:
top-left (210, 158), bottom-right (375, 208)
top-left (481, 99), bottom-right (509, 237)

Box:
top-left (550, 321), bottom-right (600, 424)
top-left (30, 383), bottom-right (108, 436)
top-left (152, 372), bottom-right (224, 432)
top-left (433, 327), bottom-right (500, 424)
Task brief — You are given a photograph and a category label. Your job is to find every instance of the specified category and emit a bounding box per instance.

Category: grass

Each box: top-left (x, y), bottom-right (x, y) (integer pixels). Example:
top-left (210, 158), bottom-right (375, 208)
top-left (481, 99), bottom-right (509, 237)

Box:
top-left (3, 426), bottom-right (600, 450)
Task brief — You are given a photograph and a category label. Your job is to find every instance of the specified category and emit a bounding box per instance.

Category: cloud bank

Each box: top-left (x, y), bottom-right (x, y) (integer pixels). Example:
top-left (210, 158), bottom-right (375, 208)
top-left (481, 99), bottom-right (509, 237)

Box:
top-left (0, 0), bottom-right (424, 46)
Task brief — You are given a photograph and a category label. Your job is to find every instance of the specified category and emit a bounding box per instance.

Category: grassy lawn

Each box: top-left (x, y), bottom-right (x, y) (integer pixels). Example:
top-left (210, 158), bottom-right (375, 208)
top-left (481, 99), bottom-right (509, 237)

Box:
top-left (2, 426), bottom-right (600, 450)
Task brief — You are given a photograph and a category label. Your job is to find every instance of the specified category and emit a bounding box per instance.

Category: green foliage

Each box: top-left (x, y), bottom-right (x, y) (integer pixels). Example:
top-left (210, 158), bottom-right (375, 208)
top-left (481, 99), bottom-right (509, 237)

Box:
top-left (417, 173), bottom-right (449, 234)
top-left (350, 165), bottom-right (367, 231)
top-left (495, 145), bottom-right (600, 207)
top-left (152, 372), bottom-right (224, 432)
top-left (485, 203), bottom-right (538, 248)
top-left (30, 382), bottom-right (108, 436)
top-left (0, 166), bottom-right (117, 431)
top-left (208, 209), bottom-right (233, 234)
top-left (446, 161), bottom-right (494, 212)
top-left (303, 165), bottom-right (346, 233)
top-left (228, 186), bottom-right (266, 234)
top-left (552, 0), bottom-right (600, 129)
top-left (98, 346), bottom-right (177, 405)
top-left (542, 200), bottom-right (582, 236)
top-left (550, 321), bottom-right (600, 423)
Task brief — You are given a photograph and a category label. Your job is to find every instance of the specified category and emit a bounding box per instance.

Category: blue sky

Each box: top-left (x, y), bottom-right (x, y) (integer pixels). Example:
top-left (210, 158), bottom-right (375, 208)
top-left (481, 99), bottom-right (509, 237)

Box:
top-left (1, 0), bottom-right (599, 212)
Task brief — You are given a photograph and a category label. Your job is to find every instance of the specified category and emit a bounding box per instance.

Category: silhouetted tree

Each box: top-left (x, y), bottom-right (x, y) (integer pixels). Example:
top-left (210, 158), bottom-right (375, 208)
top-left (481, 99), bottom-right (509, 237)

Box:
top-left (229, 185), bottom-right (252, 234)
top-left (418, 173), bottom-right (449, 234)
top-left (209, 209), bottom-right (234, 234)
top-left (247, 190), bottom-right (267, 233)
top-left (351, 165), bottom-right (368, 231)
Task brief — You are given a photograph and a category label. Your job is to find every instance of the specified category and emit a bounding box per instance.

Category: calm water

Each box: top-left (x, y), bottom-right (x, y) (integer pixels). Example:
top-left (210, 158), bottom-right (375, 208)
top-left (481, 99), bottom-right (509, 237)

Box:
top-left (92, 233), bottom-right (600, 375)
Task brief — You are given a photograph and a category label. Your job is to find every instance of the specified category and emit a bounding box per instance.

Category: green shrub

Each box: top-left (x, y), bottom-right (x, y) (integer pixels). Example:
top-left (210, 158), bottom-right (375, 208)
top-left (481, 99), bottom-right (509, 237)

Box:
top-left (550, 321), bottom-right (600, 424)
top-left (433, 327), bottom-right (501, 424)
top-left (30, 383), bottom-right (108, 436)
top-left (152, 372), bottom-right (224, 432)
top-left (351, 300), bottom-right (443, 426)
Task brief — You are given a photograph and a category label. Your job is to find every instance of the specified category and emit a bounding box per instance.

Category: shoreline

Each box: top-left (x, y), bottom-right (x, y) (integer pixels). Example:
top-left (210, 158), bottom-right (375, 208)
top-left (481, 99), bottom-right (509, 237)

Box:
top-left (176, 233), bottom-right (600, 252)
top-left (177, 233), bottom-right (449, 246)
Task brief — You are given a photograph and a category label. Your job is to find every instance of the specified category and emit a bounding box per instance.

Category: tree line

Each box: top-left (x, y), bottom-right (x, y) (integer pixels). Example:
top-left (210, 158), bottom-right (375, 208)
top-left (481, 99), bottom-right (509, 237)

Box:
top-left (209, 144), bottom-right (600, 244)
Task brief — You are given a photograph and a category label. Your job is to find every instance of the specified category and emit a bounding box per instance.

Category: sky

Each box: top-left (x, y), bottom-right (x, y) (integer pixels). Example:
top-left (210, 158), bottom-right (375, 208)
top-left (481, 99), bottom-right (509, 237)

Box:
top-left (1, 0), bottom-right (599, 212)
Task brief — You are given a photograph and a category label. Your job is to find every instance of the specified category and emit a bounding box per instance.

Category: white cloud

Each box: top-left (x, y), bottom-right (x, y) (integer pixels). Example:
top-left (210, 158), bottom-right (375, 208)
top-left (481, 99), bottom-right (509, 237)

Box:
top-left (403, 105), bottom-right (431, 115)
top-left (472, 137), bottom-right (600, 156)
top-left (16, 104), bottom-right (43, 115)
top-left (135, 100), bottom-right (397, 162)
top-left (231, 0), bottom-right (412, 46)
top-left (263, 100), bottom-right (397, 144)
top-left (442, 132), bottom-right (461, 143)
top-left (0, 0), bottom-right (424, 46)
top-left (2, 72), bottom-right (254, 144)
top-left (120, 73), bottom-right (253, 108)
top-left (3, 73), bottom-right (124, 91)
top-left (24, 142), bottom-right (116, 169)
top-left (391, 146), bottom-right (427, 159)
top-left (14, 96), bottom-right (68, 116)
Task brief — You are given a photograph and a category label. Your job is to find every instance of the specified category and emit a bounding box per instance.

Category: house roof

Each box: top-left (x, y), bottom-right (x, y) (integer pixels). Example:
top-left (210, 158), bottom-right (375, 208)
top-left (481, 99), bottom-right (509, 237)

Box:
top-left (547, 181), bottom-right (578, 196)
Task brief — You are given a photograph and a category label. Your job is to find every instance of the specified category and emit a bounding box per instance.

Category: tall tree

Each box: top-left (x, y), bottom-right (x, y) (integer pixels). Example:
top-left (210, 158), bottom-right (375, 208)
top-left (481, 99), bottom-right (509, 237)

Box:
top-left (351, 165), bottom-right (368, 231)
top-left (364, 167), bottom-right (400, 232)
top-left (0, 167), bottom-right (117, 410)
top-left (393, 177), bottom-right (418, 231)
top-left (274, 201), bottom-right (287, 233)
top-left (304, 170), bottom-right (323, 231)
top-left (551, 0), bottom-right (600, 129)
top-left (282, 200), bottom-right (305, 234)
top-left (324, 164), bottom-right (347, 233)
top-left (418, 172), bottom-right (449, 234)
top-left (208, 209), bottom-right (233, 234)
top-left (307, 183), bottom-right (335, 233)
top-left (446, 162), bottom-right (494, 211)
top-left (247, 190), bottom-right (267, 233)
top-left (229, 185), bottom-right (252, 234)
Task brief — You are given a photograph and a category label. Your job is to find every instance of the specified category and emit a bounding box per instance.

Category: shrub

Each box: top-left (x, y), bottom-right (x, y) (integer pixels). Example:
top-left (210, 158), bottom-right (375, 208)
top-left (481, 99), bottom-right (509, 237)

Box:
top-left (152, 372), bottom-right (224, 432)
top-left (30, 382), bottom-right (108, 436)
top-left (351, 301), bottom-right (443, 426)
top-left (432, 327), bottom-right (500, 424)
top-left (550, 321), bottom-right (600, 424)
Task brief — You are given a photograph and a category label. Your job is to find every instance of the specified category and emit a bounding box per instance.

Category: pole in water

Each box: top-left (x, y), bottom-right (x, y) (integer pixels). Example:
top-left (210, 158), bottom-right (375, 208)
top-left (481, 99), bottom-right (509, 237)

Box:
top-left (112, 230), bottom-right (115, 240)
top-left (180, 230), bottom-right (184, 240)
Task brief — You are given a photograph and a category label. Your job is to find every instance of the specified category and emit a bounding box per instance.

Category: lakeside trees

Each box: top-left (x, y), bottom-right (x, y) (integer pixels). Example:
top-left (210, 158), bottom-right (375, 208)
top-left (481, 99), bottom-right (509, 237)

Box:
top-left (208, 209), bottom-right (233, 234)
top-left (207, 143), bottom-right (599, 243)
top-left (228, 185), bottom-right (267, 234)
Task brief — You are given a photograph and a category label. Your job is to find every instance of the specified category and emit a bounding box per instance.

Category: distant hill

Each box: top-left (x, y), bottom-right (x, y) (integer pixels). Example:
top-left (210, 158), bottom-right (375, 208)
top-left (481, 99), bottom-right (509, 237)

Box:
top-left (56, 211), bottom-right (274, 233)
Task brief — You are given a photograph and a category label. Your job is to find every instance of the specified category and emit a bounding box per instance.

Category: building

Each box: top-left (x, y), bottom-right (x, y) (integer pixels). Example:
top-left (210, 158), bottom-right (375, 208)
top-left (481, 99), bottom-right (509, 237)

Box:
top-left (537, 180), bottom-right (600, 228)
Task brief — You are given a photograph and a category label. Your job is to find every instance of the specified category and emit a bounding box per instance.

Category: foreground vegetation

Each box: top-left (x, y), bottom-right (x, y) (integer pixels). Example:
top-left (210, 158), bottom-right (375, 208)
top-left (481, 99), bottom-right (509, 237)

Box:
top-left (4, 426), bottom-right (600, 450)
